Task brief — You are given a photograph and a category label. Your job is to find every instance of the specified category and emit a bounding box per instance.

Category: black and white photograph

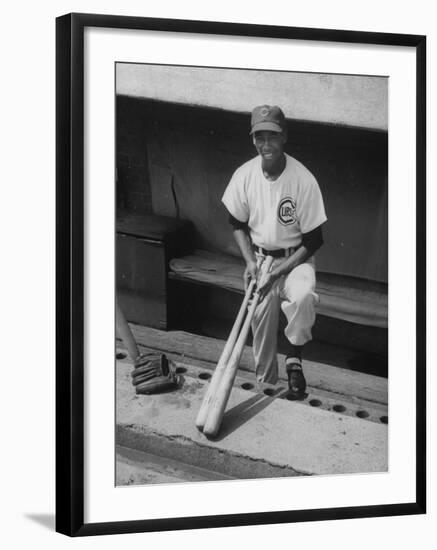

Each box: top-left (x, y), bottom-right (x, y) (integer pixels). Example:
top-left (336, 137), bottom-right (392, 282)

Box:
top-left (52, 10), bottom-right (426, 538)
top-left (115, 62), bottom-right (389, 485)
top-left (1, 0), bottom-right (433, 546)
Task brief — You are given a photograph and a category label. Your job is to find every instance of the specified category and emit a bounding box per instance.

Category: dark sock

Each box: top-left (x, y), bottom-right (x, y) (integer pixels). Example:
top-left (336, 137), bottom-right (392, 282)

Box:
top-left (286, 344), bottom-right (302, 361)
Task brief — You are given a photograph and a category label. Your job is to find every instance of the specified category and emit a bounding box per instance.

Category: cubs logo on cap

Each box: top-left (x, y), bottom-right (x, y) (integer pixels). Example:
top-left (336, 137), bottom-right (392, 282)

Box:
top-left (250, 105), bottom-right (286, 135)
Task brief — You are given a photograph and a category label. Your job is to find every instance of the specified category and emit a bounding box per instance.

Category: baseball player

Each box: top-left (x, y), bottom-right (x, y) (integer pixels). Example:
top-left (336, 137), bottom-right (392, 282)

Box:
top-left (222, 105), bottom-right (327, 398)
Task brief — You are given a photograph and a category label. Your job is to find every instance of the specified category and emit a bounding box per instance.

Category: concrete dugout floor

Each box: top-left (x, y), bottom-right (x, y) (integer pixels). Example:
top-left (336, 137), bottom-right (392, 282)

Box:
top-left (116, 348), bottom-right (388, 484)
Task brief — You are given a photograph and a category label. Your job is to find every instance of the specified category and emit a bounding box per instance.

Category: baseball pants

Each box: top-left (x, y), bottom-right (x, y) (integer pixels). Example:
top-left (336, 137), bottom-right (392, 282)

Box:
top-left (251, 255), bottom-right (318, 385)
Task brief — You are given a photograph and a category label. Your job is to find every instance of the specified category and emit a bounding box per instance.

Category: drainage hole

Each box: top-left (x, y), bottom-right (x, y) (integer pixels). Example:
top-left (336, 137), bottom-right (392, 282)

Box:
top-left (241, 382), bottom-right (254, 391)
top-left (175, 367), bottom-right (187, 374)
top-left (333, 404), bottom-right (346, 413)
top-left (116, 351), bottom-right (127, 360)
top-left (263, 388), bottom-right (275, 397)
top-left (380, 415), bottom-right (389, 424)
top-left (309, 399), bottom-right (322, 407)
top-left (198, 372), bottom-right (211, 380)
top-left (356, 410), bottom-right (369, 419)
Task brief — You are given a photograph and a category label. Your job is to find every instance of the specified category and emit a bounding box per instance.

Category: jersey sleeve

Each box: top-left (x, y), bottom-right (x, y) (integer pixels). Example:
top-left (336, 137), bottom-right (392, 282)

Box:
top-left (296, 172), bottom-right (327, 234)
top-left (221, 168), bottom-right (249, 223)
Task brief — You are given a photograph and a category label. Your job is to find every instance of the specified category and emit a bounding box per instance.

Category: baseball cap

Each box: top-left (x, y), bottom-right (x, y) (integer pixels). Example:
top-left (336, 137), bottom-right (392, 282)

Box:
top-left (250, 105), bottom-right (286, 135)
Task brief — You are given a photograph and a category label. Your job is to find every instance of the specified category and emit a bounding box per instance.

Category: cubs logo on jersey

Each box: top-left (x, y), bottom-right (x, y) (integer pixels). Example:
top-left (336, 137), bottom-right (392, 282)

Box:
top-left (277, 196), bottom-right (297, 226)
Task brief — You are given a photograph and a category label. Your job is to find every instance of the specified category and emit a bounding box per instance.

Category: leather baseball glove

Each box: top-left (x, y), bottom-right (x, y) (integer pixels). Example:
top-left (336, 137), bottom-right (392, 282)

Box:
top-left (131, 352), bottom-right (180, 394)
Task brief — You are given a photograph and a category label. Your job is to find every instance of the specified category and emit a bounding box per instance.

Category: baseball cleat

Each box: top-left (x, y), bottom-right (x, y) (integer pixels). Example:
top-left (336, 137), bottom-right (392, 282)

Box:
top-left (286, 357), bottom-right (307, 399)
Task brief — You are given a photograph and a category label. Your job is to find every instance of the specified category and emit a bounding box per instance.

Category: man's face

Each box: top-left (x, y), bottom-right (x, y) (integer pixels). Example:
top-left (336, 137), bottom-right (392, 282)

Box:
top-left (252, 130), bottom-right (286, 166)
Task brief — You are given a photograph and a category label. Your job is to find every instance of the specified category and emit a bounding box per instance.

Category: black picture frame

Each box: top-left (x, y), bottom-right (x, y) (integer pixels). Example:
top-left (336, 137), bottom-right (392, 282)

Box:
top-left (56, 12), bottom-right (426, 537)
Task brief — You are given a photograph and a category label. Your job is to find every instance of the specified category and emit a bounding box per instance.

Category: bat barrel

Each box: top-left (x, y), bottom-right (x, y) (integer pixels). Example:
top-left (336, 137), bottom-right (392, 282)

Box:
top-left (202, 293), bottom-right (260, 437)
top-left (195, 275), bottom-right (258, 431)
top-left (202, 255), bottom-right (274, 437)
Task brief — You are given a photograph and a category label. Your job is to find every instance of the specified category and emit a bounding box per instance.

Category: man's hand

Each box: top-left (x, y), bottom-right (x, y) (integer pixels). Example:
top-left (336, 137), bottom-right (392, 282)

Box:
top-left (243, 260), bottom-right (258, 291)
top-left (257, 271), bottom-right (277, 302)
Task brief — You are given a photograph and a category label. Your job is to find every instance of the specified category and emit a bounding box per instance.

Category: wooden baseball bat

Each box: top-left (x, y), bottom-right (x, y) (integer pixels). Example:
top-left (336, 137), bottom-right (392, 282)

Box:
top-left (195, 256), bottom-right (265, 431)
top-left (116, 299), bottom-right (140, 362)
top-left (202, 255), bottom-right (274, 437)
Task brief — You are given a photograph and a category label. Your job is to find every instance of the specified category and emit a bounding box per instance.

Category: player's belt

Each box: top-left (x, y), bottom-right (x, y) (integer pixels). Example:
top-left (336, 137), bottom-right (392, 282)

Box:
top-left (253, 245), bottom-right (293, 258)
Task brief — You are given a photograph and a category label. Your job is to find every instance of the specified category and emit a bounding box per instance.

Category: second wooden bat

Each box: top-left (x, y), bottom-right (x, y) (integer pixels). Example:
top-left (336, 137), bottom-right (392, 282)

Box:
top-left (202, 255), bottom-right (274, 438)
top-left (195, 256), bottom-right (264, 431)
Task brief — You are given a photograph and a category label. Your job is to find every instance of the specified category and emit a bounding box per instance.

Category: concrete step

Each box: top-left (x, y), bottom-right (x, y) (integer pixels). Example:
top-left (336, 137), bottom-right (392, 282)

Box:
top-left (124, 324), bottom-right (388, 406)
top-left (116, 355), bottom-right (388, 483)
top-left (116, 346), bottom-right (388, 426)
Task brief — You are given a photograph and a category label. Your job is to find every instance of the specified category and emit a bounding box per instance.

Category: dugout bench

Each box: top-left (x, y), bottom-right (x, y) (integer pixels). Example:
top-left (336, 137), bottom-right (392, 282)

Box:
top-left (116, 212), bottom-right (388, 357)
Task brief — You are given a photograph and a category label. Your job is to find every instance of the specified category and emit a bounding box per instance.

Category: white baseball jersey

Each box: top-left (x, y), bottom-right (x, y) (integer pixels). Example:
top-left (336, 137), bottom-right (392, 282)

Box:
top-left (222, 153), bottom-right (327, 250)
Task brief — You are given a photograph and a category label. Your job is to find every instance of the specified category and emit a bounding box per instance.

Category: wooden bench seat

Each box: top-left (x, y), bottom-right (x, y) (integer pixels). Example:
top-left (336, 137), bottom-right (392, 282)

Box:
top-left (169, 249), bottom-right (387, 329)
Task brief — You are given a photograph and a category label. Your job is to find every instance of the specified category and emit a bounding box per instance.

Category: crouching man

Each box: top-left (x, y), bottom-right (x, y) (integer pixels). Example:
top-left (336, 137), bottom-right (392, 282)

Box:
top-left (222, 105), bottom-right (327, 398)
